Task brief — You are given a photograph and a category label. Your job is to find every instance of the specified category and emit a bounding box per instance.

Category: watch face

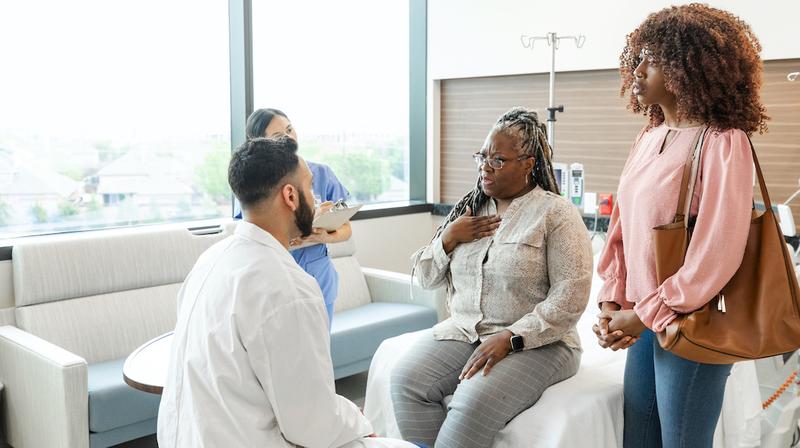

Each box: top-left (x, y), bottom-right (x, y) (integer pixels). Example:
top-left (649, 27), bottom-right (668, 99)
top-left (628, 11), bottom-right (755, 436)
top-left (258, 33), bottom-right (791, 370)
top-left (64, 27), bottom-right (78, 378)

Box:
top-left (511, 335), bottom-right (524, 351)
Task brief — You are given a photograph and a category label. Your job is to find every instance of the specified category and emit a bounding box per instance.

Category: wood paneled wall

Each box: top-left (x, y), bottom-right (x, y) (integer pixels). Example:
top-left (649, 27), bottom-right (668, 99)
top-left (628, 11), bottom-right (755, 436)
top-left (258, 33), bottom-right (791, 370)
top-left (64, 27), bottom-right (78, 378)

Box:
top-left (440, 59), bottom-right (800, 228)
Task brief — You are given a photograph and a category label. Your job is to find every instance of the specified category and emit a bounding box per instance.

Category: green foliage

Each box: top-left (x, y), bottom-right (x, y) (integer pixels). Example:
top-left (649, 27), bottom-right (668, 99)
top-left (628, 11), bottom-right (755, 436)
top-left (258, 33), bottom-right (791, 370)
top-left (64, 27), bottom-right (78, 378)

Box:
top-left (323, 152), bottom-right (389, 202)
top-left (297, 141), bottom-right (326, 162)
top-left (87, 196), bottom-right (102, 212)
top-left (61, 167), bottom-right (86, 182)
top-left (195, 144), bottom-right (231, 205)
top-left (58, 201), bottom-right (78, 218)
top-left (30, 203), bottom-right (48, 223)
top-left (94, 140), bottom-right (128, 163)
top-left (384, 143), bottom-right (406, 180)
top-left (301, 135), bottom-right (406, 202)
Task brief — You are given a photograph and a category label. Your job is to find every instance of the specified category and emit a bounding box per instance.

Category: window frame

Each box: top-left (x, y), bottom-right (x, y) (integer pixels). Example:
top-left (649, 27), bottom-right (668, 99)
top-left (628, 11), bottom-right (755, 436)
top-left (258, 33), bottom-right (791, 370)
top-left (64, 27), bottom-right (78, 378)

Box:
top-left (0, 0), bottom-right (428, 259)
top-left (231, 0), bottom-right (427, 209)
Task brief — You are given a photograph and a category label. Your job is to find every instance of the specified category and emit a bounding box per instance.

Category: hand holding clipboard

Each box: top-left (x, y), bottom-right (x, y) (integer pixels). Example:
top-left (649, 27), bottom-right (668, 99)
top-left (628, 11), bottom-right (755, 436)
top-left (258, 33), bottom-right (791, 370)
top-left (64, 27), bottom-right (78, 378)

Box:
top-left (312, 200), bottom-right (362, 231)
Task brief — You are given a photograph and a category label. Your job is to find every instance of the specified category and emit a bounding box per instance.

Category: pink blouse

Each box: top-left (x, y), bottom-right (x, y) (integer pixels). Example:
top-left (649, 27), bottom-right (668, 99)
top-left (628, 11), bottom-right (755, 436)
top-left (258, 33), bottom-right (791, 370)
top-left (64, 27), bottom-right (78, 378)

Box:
top-left (597, 124), bottom-right (754, 331)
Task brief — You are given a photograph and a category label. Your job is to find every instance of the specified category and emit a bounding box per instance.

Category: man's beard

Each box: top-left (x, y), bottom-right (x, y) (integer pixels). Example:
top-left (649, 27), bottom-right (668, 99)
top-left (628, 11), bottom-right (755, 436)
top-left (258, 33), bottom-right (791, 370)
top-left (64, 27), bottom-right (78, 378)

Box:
top-left (294, 191), bottom-right (314, 238)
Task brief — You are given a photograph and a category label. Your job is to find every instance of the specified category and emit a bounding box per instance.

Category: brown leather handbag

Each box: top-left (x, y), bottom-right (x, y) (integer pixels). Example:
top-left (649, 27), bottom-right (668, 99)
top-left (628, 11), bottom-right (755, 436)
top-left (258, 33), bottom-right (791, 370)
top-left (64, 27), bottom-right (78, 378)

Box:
top-left (653, 127), bottom-right (800, 364)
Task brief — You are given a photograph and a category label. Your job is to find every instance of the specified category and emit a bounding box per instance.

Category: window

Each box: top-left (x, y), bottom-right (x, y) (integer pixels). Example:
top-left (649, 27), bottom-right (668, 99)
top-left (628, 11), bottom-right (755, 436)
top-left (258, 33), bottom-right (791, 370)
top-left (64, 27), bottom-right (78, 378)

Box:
top-left (252, 0), bottom-right (411, 204)
top-left (0, 1), bottom-right (231, 239)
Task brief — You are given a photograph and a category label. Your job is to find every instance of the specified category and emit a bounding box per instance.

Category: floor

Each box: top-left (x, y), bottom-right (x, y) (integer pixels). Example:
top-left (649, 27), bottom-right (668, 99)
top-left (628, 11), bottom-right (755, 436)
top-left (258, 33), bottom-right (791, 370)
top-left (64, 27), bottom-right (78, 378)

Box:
top-left (335, 371), bottom-right (369, 408)
top-left (112, 372), bottom-right (369, 448)
top-left (114, 434), bottom-right (157, 448)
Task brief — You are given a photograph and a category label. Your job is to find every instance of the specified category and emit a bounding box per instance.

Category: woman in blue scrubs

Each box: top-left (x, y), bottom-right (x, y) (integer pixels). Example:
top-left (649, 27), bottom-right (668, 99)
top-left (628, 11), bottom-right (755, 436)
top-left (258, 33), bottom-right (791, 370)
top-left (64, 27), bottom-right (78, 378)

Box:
top-left (240, 108), bottom-right (352, 327)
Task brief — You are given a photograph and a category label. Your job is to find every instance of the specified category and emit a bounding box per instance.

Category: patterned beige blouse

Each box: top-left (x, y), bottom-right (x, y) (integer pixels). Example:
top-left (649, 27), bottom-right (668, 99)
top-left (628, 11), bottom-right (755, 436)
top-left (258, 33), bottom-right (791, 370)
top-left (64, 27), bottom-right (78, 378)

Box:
top-left (413, 187), bottom-right (593, 350)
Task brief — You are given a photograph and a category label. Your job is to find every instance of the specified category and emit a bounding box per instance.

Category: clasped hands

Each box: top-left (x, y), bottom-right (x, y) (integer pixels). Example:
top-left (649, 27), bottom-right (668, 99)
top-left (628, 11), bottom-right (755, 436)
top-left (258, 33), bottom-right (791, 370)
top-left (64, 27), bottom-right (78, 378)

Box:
top-left (460, 306), bottom-right (648, 381)
top-left (592, 302), bottom-right (647, 351)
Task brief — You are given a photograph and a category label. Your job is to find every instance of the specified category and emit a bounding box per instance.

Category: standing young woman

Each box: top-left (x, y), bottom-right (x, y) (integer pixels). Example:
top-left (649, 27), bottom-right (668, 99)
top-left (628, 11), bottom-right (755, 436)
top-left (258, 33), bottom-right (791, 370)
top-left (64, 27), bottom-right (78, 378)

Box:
top-left (242, 108), bottom-right (352, 327)
top-left (592, 5), bottom-right (768, 447)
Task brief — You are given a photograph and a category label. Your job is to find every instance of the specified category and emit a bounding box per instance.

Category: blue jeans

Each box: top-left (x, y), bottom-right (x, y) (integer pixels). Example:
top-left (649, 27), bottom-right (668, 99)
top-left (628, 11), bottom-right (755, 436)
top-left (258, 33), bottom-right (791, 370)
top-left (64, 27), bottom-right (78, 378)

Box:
top-left (623, 330), bottom-right (732, 448)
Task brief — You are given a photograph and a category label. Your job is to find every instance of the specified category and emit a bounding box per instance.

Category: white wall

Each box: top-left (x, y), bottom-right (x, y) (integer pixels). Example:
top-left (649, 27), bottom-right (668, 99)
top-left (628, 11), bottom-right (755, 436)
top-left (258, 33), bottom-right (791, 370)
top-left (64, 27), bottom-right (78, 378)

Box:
top-left (351, 213), bottom-right (440, 274)
top-left (429, 0), bottom-right (800, 80)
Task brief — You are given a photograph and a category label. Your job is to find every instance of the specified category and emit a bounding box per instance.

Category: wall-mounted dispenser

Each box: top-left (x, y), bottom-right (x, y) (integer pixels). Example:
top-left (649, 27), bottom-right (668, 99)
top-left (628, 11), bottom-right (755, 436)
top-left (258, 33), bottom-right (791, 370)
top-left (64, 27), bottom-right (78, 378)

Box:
top-left (569, 162), bottom-right (584, 207)
top-left (553, 163), bottom-right (568, 198)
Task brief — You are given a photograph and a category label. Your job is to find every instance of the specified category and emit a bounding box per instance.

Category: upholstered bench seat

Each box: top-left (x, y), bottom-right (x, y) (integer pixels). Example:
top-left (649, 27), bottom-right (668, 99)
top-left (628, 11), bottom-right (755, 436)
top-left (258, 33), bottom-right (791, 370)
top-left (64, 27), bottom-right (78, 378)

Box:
top-left (331, 302), bottom-right (438, 379)
top-left (0, 223), bottom-right (446, 447)
top-left (87, 358), bottom-right (160, 436)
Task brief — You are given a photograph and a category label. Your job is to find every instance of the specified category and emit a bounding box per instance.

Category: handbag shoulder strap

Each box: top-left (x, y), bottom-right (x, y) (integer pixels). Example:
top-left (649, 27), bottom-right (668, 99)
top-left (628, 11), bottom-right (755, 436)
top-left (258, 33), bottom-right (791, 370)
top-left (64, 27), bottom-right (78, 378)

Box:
top-left (748, 136), bottom-right (772, 210)
top-left (678, 131), bottom-right (772, 227)
top-left (673, 127), bottom-right (709, 224)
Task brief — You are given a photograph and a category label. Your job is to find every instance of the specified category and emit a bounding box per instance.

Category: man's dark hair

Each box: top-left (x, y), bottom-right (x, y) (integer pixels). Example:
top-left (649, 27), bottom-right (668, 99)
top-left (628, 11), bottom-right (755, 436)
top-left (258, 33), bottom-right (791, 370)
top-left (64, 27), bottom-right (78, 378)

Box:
top-left (228, 136), bottom-right (301, 209)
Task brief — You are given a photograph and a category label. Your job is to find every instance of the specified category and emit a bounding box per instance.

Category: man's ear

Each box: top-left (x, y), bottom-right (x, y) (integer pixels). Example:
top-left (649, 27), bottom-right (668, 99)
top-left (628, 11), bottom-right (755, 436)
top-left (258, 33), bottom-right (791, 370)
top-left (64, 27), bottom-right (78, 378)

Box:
top-left (280, 184), bottom-right (299, 212)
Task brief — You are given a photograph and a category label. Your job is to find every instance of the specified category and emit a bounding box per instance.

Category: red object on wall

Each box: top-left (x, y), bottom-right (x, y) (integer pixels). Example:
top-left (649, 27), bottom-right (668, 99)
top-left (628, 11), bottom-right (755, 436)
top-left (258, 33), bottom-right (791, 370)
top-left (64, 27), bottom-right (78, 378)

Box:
top-left (599, 193), bottom-right (614, 215)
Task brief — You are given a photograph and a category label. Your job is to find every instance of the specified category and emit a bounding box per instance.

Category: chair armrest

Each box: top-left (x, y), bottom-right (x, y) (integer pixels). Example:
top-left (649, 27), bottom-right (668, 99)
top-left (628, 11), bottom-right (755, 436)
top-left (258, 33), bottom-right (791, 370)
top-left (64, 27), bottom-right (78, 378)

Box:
top-left (0, 326), bottom-right (89, 448)
top-left (362, 268), bottom-right (449, 322)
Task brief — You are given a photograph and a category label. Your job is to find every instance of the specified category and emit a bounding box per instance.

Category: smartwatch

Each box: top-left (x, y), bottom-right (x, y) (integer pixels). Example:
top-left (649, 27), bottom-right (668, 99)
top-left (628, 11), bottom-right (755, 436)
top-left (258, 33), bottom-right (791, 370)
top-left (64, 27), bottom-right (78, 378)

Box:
top-left (509, 334), bottom-right (524, 353)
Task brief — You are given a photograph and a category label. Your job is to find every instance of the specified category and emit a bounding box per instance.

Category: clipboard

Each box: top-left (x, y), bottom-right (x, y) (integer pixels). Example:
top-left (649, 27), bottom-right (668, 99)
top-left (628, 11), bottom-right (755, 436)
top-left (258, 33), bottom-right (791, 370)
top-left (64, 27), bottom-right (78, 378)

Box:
top-left (312, 204), bottom-right (363, 231)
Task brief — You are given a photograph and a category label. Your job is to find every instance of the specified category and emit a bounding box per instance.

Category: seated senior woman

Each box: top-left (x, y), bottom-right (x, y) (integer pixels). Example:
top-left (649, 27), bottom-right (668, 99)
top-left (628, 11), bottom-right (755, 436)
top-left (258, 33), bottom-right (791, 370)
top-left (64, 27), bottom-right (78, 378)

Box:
top-left (390, 107), bottom-right (593, 448)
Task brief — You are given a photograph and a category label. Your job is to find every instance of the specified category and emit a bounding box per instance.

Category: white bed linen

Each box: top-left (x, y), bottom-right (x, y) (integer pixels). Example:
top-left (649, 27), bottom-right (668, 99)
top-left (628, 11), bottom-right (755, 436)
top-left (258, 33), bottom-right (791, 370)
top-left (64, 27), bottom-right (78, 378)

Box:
top-left (364, 259), bottom-right (762, 447)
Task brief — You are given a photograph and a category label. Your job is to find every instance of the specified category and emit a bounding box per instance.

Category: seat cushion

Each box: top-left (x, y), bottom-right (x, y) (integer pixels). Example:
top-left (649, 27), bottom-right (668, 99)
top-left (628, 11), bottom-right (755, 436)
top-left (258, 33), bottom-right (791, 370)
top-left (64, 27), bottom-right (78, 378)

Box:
top-left (331, 302), bottom-right (438, 369)
top-left (88, 358), bottom-right (161, 433)
top-left (331, 257), bottom-right (372, 312)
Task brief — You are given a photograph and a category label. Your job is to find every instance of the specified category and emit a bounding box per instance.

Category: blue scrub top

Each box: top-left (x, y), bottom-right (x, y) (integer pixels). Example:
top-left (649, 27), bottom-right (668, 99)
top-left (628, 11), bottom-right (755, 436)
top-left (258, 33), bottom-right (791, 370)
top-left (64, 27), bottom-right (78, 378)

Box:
top-left (234, 161), bottom-right (349, 325)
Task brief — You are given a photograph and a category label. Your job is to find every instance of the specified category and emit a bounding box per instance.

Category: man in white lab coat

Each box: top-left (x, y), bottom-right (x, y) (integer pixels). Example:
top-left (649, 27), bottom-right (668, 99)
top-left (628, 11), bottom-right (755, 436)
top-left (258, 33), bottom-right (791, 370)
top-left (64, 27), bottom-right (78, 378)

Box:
top-left (158, 137), bottom-right (415, 448)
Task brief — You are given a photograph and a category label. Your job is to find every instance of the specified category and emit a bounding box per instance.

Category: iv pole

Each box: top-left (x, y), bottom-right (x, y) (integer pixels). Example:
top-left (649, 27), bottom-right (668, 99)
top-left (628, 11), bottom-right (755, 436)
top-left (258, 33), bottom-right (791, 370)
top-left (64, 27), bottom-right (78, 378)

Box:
top-left (520, 32), bottom-right (586, 152)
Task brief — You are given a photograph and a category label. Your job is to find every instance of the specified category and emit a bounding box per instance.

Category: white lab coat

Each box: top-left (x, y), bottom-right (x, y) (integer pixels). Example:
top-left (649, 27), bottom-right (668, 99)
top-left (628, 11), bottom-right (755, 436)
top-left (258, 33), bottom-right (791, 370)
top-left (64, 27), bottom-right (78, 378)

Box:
top-left (158, 221), bottom-right (414, 448)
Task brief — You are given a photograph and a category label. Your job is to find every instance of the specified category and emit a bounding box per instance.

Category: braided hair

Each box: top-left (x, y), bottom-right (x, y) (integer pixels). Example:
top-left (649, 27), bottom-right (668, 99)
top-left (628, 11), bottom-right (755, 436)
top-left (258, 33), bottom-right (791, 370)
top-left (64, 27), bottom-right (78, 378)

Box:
top-left (433, 107), bottom-right (559, 240)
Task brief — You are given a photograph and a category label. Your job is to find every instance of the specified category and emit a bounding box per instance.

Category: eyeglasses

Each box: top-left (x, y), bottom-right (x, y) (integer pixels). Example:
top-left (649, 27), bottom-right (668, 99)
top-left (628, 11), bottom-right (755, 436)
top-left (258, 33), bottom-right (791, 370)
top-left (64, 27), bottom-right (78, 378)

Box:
top-left (472, 153), bottom-right (532, 170)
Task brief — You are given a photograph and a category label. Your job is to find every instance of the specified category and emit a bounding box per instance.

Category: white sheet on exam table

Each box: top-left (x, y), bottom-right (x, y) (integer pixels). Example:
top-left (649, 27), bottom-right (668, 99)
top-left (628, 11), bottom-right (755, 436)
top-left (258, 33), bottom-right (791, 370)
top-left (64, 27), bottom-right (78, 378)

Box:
top-left (363, 257), bottom-right (762, 448)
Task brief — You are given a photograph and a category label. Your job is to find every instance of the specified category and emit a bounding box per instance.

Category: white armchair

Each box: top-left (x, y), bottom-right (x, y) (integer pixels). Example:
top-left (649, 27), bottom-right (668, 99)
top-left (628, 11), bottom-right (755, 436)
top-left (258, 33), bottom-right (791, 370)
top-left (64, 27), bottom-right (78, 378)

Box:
top-left (0, 223), bottom-right (446, 446)
top-left (362, 267), bottom-right (448, 321)
top-left (0, 225), bottom-right (233, 448)
top-left (327, 239), bottom-right (447, 379)
top-left (0, 326), bottom-right (89, 447)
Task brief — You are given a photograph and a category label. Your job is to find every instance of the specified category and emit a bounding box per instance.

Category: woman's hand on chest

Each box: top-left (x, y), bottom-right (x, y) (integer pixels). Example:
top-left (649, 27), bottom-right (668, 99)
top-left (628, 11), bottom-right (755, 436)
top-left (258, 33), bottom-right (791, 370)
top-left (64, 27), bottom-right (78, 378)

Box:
top-left (442, 206), bottom-right (502, 254)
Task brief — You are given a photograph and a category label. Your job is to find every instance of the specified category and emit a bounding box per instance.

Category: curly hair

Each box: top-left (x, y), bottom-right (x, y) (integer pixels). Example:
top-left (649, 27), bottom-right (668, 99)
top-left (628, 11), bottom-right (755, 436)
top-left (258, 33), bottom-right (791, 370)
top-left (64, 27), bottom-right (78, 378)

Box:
top-left (620, 3), bottom-right (768, 135)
